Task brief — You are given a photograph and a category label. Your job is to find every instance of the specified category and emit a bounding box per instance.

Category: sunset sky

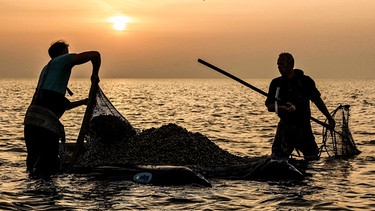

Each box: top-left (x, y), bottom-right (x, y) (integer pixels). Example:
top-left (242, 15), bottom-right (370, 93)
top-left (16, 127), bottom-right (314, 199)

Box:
top-left (1, 0), bottom-right (374, 79)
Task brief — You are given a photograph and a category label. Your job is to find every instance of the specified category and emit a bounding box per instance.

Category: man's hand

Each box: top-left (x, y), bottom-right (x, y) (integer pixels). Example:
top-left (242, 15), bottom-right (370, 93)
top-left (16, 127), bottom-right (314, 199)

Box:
top-left (286, 102), bottom-right (296, 112)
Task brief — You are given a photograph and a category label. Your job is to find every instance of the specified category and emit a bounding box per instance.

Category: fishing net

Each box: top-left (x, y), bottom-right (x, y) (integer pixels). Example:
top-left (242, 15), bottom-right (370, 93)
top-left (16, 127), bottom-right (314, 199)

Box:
top-left (69, 83), bottom-right (136, 161)
top-left (320, 105), bottom-right (361, 157)
top-left (80, 85), bottom-right (137, 145)
top-left (64, 83), bottom-right (136, 165)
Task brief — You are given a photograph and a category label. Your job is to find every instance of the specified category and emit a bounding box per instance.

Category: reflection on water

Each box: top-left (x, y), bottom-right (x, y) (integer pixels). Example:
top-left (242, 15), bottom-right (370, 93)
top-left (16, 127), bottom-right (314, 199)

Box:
top-left (0, 78), bottom-right (374, 210)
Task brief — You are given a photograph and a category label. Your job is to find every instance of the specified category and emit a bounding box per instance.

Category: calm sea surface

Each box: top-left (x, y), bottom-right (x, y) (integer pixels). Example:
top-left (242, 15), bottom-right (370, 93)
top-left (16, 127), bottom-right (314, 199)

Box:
top-left (1, 78), bottom-right (374, 210)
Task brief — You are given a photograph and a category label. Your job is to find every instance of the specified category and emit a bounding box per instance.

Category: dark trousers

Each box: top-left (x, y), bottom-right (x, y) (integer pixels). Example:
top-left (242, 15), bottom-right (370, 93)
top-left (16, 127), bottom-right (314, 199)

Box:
top-left (271, 121), bottom-right (319, 160)
top-left (24, 124), bottom-right (60, 177)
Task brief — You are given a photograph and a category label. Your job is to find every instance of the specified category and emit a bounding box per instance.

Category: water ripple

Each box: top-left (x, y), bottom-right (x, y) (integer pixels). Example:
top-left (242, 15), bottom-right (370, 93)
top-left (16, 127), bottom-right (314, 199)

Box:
top-left (0, 79), bottom-right (375, 210)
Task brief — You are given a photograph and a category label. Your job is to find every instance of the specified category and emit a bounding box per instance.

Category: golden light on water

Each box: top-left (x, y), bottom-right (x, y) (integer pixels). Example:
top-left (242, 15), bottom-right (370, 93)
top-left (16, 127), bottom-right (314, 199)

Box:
top-left (108, 15), bottom-right (131, 31)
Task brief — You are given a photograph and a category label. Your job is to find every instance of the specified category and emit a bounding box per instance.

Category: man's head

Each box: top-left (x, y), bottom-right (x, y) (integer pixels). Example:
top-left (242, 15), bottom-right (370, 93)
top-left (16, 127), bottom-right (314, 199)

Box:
top-left (277, 52), bottom-right (294, 77)
top-left (48, 40), bottom-right (69, 58)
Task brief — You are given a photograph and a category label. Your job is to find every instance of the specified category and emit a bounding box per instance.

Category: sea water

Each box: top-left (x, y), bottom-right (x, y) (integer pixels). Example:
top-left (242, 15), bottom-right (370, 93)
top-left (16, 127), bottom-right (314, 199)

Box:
top-left (0, 78), bottom-right (374, 210)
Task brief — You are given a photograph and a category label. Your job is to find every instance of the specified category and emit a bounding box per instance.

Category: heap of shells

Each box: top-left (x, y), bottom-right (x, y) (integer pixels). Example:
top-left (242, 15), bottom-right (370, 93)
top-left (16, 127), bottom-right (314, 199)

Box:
top-left (71, 115), bottom-right (257, 169)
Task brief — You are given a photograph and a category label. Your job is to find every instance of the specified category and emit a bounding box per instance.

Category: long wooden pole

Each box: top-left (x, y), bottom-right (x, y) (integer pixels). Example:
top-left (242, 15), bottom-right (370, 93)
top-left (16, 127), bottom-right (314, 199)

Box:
top-left (197, 58), bottom-right (333, 130)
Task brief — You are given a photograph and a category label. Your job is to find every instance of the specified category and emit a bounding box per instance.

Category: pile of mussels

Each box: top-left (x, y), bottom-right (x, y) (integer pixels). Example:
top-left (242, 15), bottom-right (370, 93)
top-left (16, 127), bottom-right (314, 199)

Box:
top-left (72, 115), bottom-right (260, 170)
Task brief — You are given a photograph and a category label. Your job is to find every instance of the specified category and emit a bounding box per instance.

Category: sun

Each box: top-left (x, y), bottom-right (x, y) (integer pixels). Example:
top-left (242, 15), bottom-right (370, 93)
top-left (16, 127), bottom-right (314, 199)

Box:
top-left (108, 15), bottom-right (131, 31)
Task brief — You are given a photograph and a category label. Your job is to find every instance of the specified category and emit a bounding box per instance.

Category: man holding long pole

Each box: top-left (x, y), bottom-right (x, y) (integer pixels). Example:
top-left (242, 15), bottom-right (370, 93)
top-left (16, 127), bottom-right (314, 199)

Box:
top-left (265, 52), bottom-right (335, 161)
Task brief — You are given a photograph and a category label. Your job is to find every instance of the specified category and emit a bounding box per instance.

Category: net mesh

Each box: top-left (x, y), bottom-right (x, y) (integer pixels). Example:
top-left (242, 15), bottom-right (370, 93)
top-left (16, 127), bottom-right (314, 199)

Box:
top-left (84, 86), bottom-right (137, 145)
top-left (68, 83), bottom-right (136, 165)
top-left (321, 105), bottom-right (361, 157)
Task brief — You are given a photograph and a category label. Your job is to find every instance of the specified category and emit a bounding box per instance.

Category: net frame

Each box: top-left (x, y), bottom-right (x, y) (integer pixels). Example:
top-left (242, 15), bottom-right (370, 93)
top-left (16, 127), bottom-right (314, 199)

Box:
top-left (320, 104), bottom-right (361, 158)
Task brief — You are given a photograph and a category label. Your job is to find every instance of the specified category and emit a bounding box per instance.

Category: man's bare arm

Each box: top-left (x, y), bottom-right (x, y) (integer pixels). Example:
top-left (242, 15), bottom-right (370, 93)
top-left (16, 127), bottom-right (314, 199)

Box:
top-left (67, 98), bottom-right (88, 110)
top-left (313, 97), bottom-right (335, 129)
top-left (71, 51), bottom-right (101, 83)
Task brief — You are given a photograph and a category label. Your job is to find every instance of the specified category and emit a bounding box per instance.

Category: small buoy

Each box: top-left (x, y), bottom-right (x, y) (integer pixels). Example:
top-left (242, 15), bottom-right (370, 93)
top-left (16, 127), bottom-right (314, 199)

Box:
top-left (133, 172), bottom-right (152, 184)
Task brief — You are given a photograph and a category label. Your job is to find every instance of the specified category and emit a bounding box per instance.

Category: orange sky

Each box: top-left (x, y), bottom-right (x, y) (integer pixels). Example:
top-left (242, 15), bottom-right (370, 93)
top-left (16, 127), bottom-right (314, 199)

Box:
top-left (1, 0), bottom-right (375, 79)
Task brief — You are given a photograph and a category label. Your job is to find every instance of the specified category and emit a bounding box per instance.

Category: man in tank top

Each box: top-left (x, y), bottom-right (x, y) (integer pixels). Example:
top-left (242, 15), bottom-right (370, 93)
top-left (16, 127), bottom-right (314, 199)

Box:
top-left (24, 40), bottom-right (101, 178)
top-left (265, 52), bottom-right (335, 161)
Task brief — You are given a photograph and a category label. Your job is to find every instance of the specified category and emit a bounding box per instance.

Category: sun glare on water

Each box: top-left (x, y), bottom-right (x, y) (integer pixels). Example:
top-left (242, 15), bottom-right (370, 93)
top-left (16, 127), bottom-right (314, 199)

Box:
top-left (108, 15), bottom-right (131, 31)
